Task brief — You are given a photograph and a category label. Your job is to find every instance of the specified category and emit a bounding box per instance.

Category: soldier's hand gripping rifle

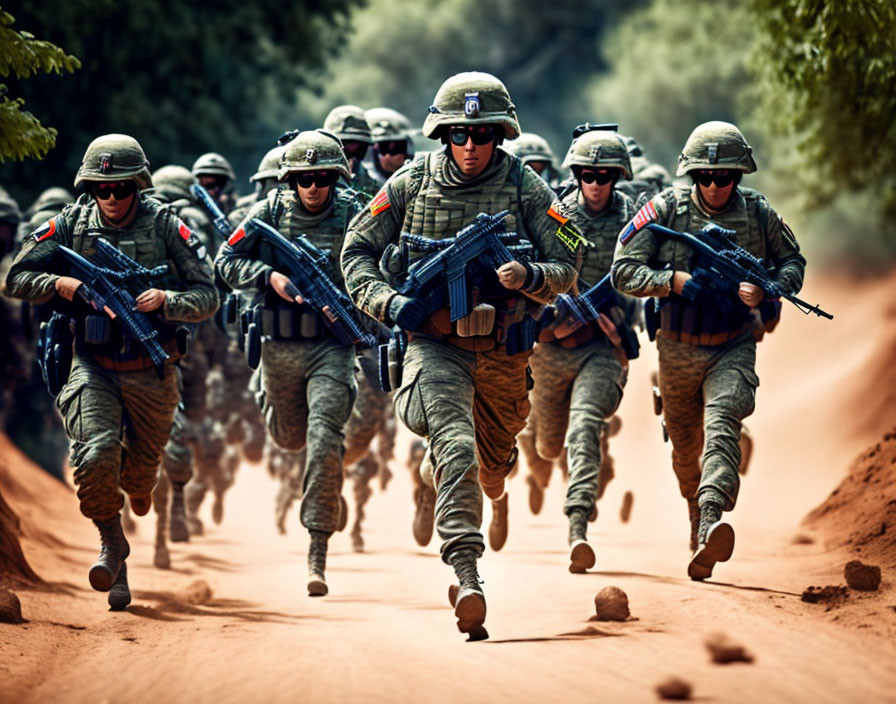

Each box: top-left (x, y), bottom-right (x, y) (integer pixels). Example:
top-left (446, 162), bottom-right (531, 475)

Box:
top-left (190, 183), bottom-right (232, 244)
top-left (544, 273), bottom-right (641, 359)
top-left (236, 217), bottom-right (377, 348)
top-left (57, 240), bottom-right (172, 378)
top-left (644, 223), bottom-right (833, 319)
top-left (396, 210), bottom-right (533, 321)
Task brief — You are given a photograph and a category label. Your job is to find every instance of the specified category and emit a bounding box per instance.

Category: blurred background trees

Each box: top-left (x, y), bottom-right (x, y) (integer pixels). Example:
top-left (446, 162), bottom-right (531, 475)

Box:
top-left (1, 0), bottom-right (894, 266)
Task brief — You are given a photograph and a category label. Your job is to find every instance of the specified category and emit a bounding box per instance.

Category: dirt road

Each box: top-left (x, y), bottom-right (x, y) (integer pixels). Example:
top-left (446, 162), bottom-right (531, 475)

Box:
top-left (2, 272), bottom-right (895, 703)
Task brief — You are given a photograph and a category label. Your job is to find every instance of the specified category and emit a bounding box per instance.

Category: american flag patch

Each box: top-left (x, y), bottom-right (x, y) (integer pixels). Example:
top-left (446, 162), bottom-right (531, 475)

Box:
top-left (619, 201), bottom-right (658, 244)
top-left (370, 190), bottom-right (391, 216)
top-left (32, 218), bottom-right (57, 242)
top-left (178, 220), bottom-right (192, 242)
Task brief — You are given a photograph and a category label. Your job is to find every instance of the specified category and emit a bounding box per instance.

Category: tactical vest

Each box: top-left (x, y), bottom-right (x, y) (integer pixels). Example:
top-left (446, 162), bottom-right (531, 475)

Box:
top-left (398, 151), bottom-right (541, 352)
top-left (249, 187), bottom-right (360, 343)
top-left (654, 185), bottom-right (774, 345)
top-left (65, 195), bottom-right (187, 370)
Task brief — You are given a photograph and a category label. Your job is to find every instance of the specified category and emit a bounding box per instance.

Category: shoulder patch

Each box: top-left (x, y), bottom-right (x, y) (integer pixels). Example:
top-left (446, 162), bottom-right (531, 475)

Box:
top-left (619, 201), bottom-right (658, 245)
top-left (178, 219), bottom-right (192, 242)
top-left (228, 221), bottom-right (247, 246)
top-left (370, 190), bottom-right (391, 216)
top-left (32, 218), bottom-right (57, 243)
top-left (547, 206), bottom-right (568, 225)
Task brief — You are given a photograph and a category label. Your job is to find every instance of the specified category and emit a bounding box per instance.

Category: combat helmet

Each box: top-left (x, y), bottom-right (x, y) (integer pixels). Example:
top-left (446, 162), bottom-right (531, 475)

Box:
top-left (152, 165), bottom-right (196, 193)
top-left (278, 130), bottom-right (351, 182)
top-left (422, 71), bottom-right (520, 140)
top-left (563, 130), bottom-right (632, 180)
top-left (505, 132), bottom-right (556, 166)
top-left (191, 152), bottom-right (236, 181)
top-left (74, 134), bottom-right (152, 190)
top-left (619, 135), bottom-right (644, 158)
top-left (676, 121), bottom-right (756, 177)
top-left (323, 105), bottom-right (373, 144)
top-left (251, 145), bottom-right (287, 183)
top-left (0, 189), bottom-right (21, 225)
top-left (26, 187), bottom-right (72, 217)
top-left (365, 107), bottom-right (412, 142)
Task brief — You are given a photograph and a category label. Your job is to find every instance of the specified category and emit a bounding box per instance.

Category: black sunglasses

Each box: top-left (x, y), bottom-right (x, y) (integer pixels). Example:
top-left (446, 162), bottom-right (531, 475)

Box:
top-left (693, 170), bottom-right (736, 188)
top-left (342, 141), bottom-right (368, 160)
top-left (92, 181), bottom-right (138, 200)
top-left (292, 171), bottom-right (337, 189)
top-left (448, 125), bottom-right (497, 147)
top-left (376, 140), bottom-right (408, 156)
top-left (578, 169), bottom-right (616, 185)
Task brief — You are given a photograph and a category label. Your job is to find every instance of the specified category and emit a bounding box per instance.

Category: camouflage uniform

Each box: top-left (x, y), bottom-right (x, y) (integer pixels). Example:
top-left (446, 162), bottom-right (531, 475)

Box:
top-left (611, 121), bottom-right (805, 579)
top-left (523, 130), bottom-right (637, 572)
top-left (341, 72), bottom-right (578, 639)
top-left (504, 132), bottom-right (563, 191)
top-left (6, 134), bottom-right (217, 607)
top-left (216, 130), bottom-right (363, 596)
top-left (365, 107), bottom-right (414, 188)
top-left (192, 152), bottom-right (239, 215)
top-left (323, 105), bottom-right (381, 198)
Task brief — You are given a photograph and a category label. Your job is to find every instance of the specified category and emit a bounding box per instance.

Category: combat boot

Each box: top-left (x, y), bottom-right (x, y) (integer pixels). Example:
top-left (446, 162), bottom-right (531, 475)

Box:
top-left (447, 549), bottom-right (488, 641)
top-left (89, 515), bottom-right (130, 592)
top-left (488, 493), bottom-right (509, 552)
top-left (108, 561), bottom-right (132, 611)
top-left (169, 482), bottom-right (189, 543)
top-left (185, 481), bottom-right (205, 536)
top-left (212, 490), bottom-right (225, 525)
top-left (153, 517), bottom-right (170, 570)
top-left (412, 484), bottom-right (436, 547)
top-left (687, 497), bottom-right (700, 552)
top-left (526, 474), bottom-right (544, 515)
top-left (688, 499), bottom-right (734, 581)
top-left (275, 482), bottom-right (295, 536)
top-left (567, 508), bottom-right (595, 574)
top-left (307, 529), bottom-right (330, 597)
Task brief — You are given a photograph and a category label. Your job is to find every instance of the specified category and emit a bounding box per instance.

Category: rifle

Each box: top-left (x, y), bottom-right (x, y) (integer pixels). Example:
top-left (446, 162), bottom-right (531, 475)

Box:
top-left (235, 218), bottom-right (376, 348)
top-left (57, 240), bottom-right (172, 378)
top-left (190, 183), bottom-right (233, 243)
top-left (545, 273), bottom-right (640, 359)
top-left (396, 210), bottom-right (529, 322)
top-left (644, 223), bottom-right (833, 320)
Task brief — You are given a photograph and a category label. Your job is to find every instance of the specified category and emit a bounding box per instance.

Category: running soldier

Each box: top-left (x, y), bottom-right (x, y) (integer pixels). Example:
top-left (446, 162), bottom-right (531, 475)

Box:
top-left (365, 107), bottom-right (415, 189)
top-left (611, 121), bottom-right (805, 580)
top-left (323, 105), bottom-right (381, 198)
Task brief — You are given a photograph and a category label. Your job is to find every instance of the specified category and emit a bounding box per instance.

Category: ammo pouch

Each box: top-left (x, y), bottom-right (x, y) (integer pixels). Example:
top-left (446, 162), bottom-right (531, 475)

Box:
top-left (38, 313), bottom-right (74, 397)
top-left (658, 294), bottom-right (753, 346)
top-left (75, 315), bottom-right (180, 373)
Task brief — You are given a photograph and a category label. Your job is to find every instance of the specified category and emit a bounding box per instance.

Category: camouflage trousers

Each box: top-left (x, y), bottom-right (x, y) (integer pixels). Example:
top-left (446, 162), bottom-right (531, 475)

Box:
top-left (56, 353), bottom-right (179, 520)
top-left (526, 341), bottom-right (625, 515)
top-left (258, 338), bottom-right (356, 533)
top-left (394, 336), bottom-right (531, 562)
top-left (161, 349), bottom-right (209, 486)
top-left (657, 334), bottom-right (758, 510)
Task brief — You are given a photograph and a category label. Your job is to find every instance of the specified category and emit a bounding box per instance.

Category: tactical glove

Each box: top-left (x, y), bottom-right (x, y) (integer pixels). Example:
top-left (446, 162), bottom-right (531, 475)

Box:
top-left (388, 294), bottom-right (428, 331)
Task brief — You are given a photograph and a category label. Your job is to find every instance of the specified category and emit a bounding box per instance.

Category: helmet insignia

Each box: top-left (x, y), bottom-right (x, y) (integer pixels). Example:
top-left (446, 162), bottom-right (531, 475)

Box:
top-left (305, 148), bottom-right (318, 165)
top-left (100, 153), bottom-right (113, 174)
top-left (707, 143), bottom-right (719, 164)
top-left (464, 92), bottom-right (481, 118)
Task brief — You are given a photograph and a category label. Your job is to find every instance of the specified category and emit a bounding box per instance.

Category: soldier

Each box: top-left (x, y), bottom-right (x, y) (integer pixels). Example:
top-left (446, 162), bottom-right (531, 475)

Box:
top-left (322, 105), bottom-right (381, 198)
top-left (216, 130), bottom-right (364, 597)
top-left (341, 72), bottom-right (578, 639)
top-left (21, 188), bottom-right (72, 241)
top-left (522, 129), bottom-right (637, 572)
top-left (615, 135), bottom-right (672, 204)
top-left (0, 190), bottom-right (26, 425)
top-left (611, 121), bottom-right (805, 580)
top-left (504, 132), bottom-right (563, 190)
top-left (230, 145), bottom-right (287, 223)
top-left (5, 134), bottom-right (218, 609)
top-left (365, 107), bottom-right (414, 188)
top-left (192, 152), bottom-right (238, 215)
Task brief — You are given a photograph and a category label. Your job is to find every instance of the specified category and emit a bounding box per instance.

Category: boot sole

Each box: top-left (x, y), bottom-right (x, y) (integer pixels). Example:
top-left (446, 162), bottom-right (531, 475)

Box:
top-left (688, 522), bottom-right (735, 581)
top-left (455, 591), bottom-right (486, 635)
top-left (89, 563), bottom-right (118, 592)
top-left (569, 540), bottom-right (596, 574)
top-left (169, 521), bottom-right (189, 543)
top-left (308, 577), bottom-right (329, 597)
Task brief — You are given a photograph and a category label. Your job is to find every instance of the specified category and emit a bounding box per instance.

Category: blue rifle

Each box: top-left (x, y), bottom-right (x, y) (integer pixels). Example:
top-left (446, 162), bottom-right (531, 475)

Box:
top-left (57, 241), bottom-right (172, 378)
top-left (190, 183), bottom-right (233, 243)
top-left (644, 223), bottom-right (833, 320)
top-left (543, 273), bottom-right (640, 359)
top-left (396, 210), bottom-right (529, 321)
top-left (237, 218), bottom-right (376, 348)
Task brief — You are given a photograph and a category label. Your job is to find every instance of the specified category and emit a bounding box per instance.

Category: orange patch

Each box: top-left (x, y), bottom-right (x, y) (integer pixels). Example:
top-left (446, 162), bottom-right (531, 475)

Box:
top-left (370, 191), bottom-right (391, 216)
top-left (178, 220), bottom-right (192, 241)
top-left (547, 207), bottom-right (568, 225)
top-left (228, 226), bottom-right (246, 246)
top-left (35, 218), bottom-right (57, 242)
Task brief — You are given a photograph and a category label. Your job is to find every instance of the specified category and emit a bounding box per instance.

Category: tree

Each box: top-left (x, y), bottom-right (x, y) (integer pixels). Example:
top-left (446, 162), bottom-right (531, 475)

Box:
top-left (0, 8), bottom-right (79, 162)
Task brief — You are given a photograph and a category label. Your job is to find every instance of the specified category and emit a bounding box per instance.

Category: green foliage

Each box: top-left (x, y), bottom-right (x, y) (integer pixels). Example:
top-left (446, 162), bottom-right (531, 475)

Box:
top-left (0, 0), bottom-right (359, 202)
top-left (0, 9), bottom-right (79, 162)
top-left (751, 0), bottom-right (896, 223)
top-left (584, 0), bottom-right (756, 172)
